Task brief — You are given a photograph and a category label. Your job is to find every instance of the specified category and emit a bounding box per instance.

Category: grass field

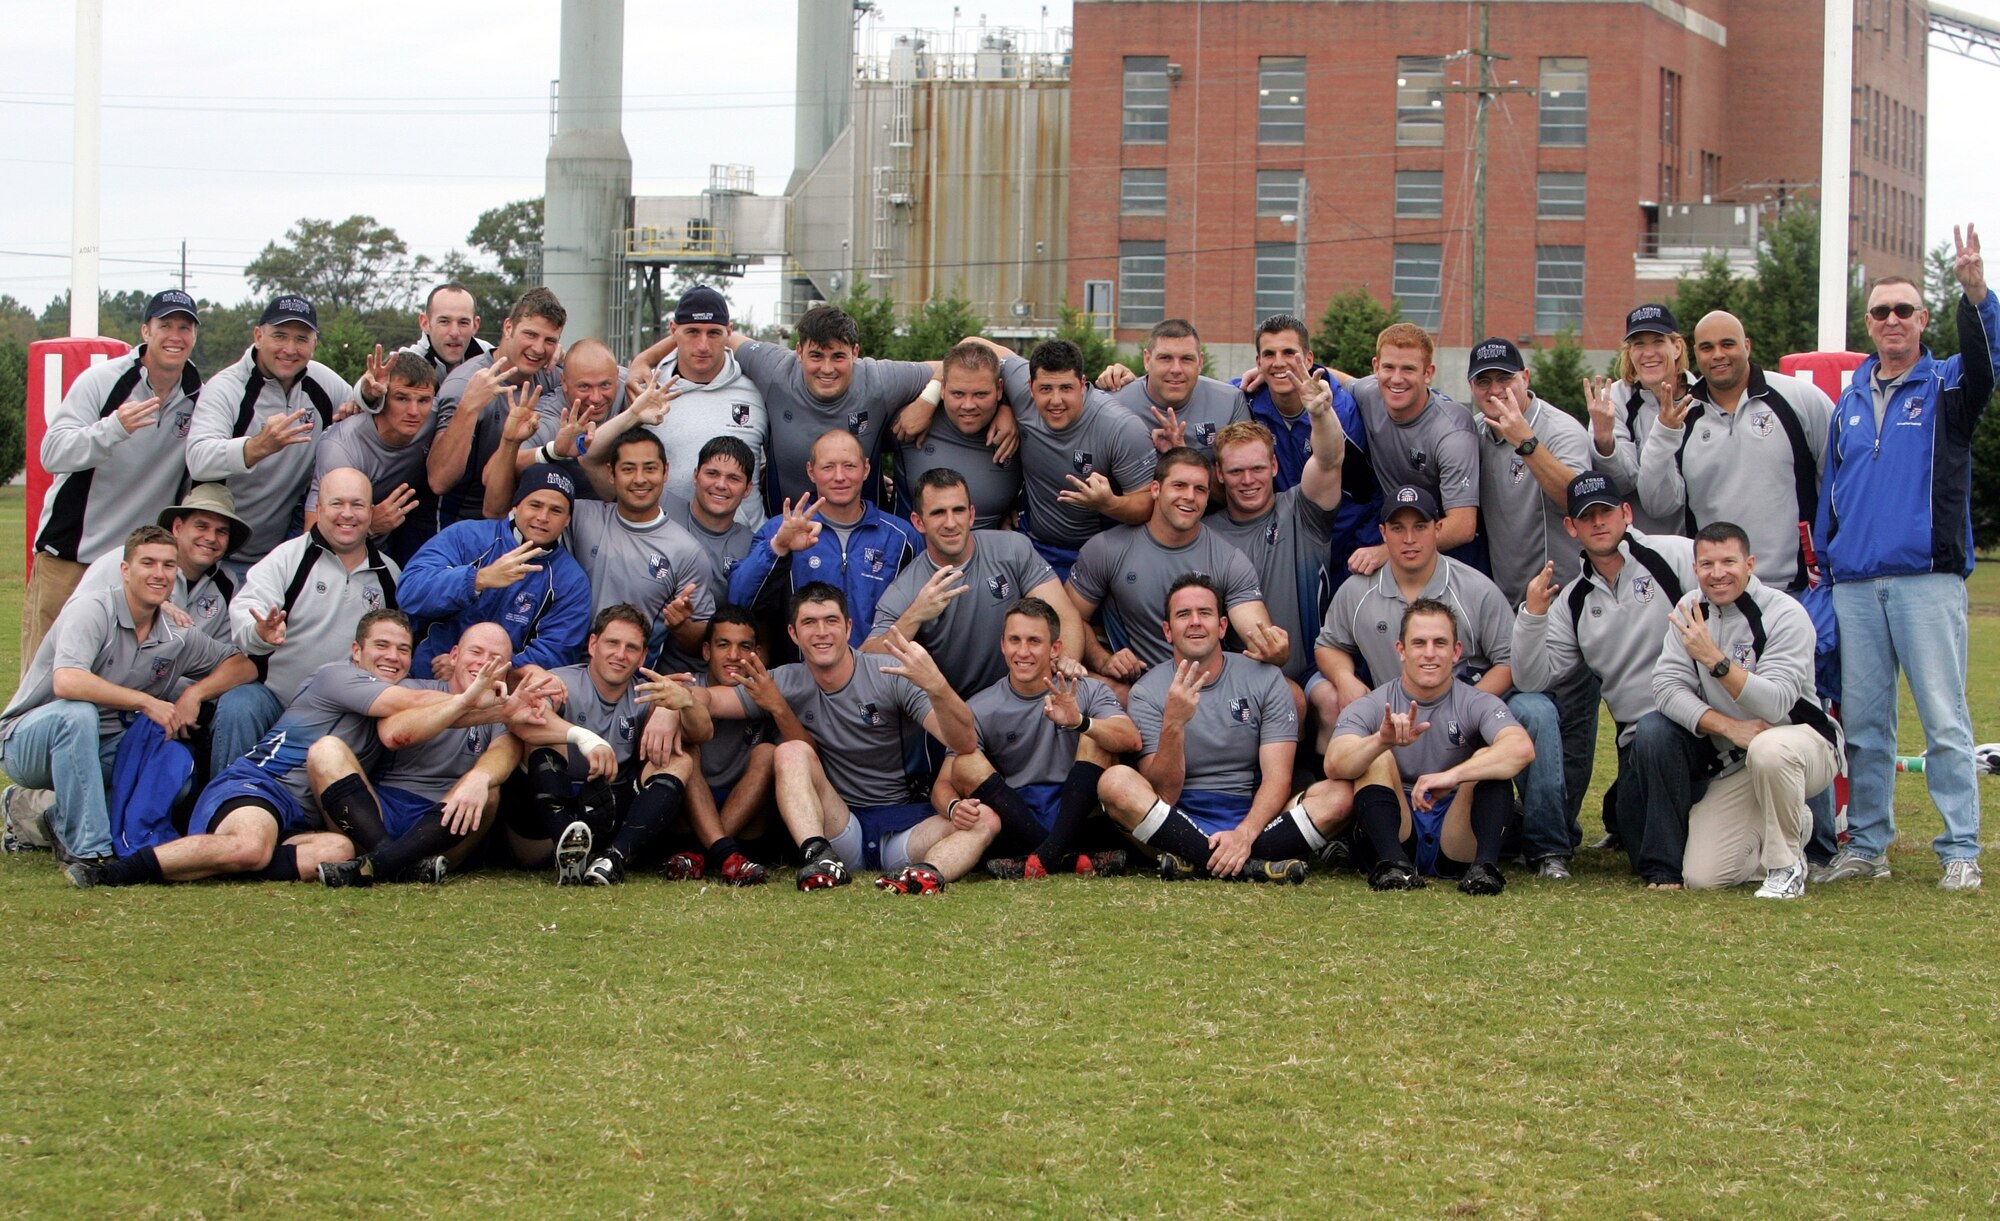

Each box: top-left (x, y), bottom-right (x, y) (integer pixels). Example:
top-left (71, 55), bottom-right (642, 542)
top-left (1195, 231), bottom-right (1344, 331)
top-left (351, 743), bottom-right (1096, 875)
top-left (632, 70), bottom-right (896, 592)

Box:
top-left (1, 486), bottom-right (1996, 1217)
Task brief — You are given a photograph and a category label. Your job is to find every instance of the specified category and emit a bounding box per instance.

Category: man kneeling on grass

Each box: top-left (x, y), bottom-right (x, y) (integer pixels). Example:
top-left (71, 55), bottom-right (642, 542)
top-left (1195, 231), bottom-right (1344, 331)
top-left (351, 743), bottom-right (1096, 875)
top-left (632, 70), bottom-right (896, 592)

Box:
top-left (1096, 575), bottom-right (1352, 882)
top-left (1324, 599), bottom-right (1535, 894)
top-left (501, 604), bottom-right (707, 887)
top-left (313, 622), bottom-right (559, 886)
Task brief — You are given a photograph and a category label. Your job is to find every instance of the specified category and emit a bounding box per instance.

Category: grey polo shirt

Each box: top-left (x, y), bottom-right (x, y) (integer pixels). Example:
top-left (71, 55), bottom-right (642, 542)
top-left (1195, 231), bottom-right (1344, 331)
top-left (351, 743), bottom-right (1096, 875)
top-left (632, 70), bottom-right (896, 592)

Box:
top-left (1110, 374), bottom-right (1250, 457)
top-left (567, 502), bottom-right (717, 670)
top-left (34, 346), bottom-right (201, 564)
top-left (75, 552), bottom-right (233, 643)
top-left (1652, 575), bottom-right (1822, 775)
top-left (1315, 557), bottom-right (1514, 687)
top-left (966, 673), bottom-right (1126, 789)
top-left (734, 340), bottom-right (934, 507)
top-left (1128, 653), bottom-right (1297, 797)
top-left (1069, 525), bottom-right (1265, 669)
top-left (378, 677), bottom-right (501, 801)
top-left (185, 348), bottom-right (354, 565)
top-left (0, 587), bottom-right (238, 742)
top-left (249, 662), bottom-right (397, 807)
top-left (747, 651), bottom-right (934, 809)
top-left (551, 662), bottom-right (648, 770)
top-left (896, 415), bottom-right (1023, 530)
top-left (867, 530), bottom-right (1058, 695)
top-left (1334, 678), bottom-right (1520, 784)
top-left (307, 412), bottom-right (434, 513)
top-left (1473, 397), bottom-right (1593, 605)
top-left (1204, 488), bottom-right (1336, 680)
top-left (232, 531), bottom-right (401, 704)
top-left (999, 355), bottom-right (1159, 550)
top-left (1347, 377), bottom-right (1481, 512)
top-left (1592, 381), bottom-right (1680, 536)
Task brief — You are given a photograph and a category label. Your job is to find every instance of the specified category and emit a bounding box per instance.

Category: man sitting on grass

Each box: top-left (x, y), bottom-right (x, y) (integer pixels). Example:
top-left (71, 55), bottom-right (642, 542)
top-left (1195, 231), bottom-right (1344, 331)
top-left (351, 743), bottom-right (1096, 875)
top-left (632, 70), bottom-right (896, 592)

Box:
top-left (1324, 599), bottom-right (1536, 895)
top-left (1096, 575), bottom-right (1352, 882)
top-left (669, 608), bottom-right (788, 886)
top-left (942, 596), bottom-right (1142, 880)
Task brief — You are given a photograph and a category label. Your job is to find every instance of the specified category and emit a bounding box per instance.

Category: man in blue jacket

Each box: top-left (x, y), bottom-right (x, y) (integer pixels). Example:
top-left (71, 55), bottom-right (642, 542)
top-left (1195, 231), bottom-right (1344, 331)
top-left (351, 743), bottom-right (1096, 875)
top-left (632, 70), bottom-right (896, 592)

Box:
top-left (728, 430), bottom-right (920, 647)
top-left (1815, 223), bottom-right (1996, 891)
top-left (399, 464), bottom-right (592, 674)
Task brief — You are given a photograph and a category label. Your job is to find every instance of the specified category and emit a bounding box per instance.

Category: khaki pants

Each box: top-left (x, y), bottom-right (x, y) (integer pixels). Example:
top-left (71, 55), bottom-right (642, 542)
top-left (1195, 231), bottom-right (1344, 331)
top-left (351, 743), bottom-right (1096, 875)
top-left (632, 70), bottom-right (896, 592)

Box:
top-left (20, 555), bottom-right (87, 677)
top-left (1683, 724), bottom-right (1838, 889)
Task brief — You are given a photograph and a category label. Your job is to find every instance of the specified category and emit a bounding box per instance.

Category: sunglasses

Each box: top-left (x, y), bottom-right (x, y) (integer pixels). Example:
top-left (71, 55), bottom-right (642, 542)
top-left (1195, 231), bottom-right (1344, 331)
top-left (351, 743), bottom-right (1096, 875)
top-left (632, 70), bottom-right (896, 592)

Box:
top-left (1867, 302), bottom-right (1921, 321)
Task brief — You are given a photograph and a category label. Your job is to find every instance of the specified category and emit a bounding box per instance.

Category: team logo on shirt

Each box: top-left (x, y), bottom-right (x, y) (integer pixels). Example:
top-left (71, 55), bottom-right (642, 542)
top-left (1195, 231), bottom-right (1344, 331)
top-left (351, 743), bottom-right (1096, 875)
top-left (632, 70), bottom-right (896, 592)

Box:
top-left (1700, 429), bottom-right (1712, 441)
top-left (1263, 518), bottom-right (1280, 546)
top-left (782, 410), bottom-right (794, 423)
top-left (862, 547), bottom-right (885, 573)
top-left (1751, 411), bottom-right (1775, 437)
top-left (1072, 451), bottom-right (1095, 476)
top-left (1633, 575), bottom-right (1656, 603)
top-left (731, 403), bottom-right (751, 427)
top-left (1191, 422), bottom-right (1218, 448)
top-left (1229, 697), bottom-right (1254, 724)
top-left (362, 588), bottom-right (383, 610)
top-left (463, 728), bottom-right (484, 754)
top-left (848, 410), bottom-right (870, 435)
top-left (509, 590), bottom-right (535, 621)
top-left (1509, 457), bottom-right (1527, 486)
top-left (861, 702), bottom-right (885, 727)
top-left (1124, 571), bottom-right (1139, 584)
top-left (1904, 402), bottom-right (1924, 422)
top-left (722, 556), bottom-right (739, 576)
top-left (617, 714), bottom-right (636, 742)
top-left (194, 594), bottom-right (220, 619)
top-left (1731, 642), bottom-right (1756, 669)
top-left (987, 572), bottom-right (1012, 600)
top-left (172, 409), bottom-right (194, 438)
top-left (1590, 605), bottom-right (1603, 617)
top-left (807, 555), bottom-right (822, 570)
top-left (1410, 449), bottom-right (1429, 473)
top-left (315, 581), bottom-right (328, 594)
top-left (1446, 720), bottom-right (1465, 746)
top-left (1005, 730), bottom-right (1020, 743)
top-left (1375, 620), bottom-right (1389, 634)
top-left (647, 553), bottom-right (672, 581)
top-left (152, 658), bottom-right (171, 683)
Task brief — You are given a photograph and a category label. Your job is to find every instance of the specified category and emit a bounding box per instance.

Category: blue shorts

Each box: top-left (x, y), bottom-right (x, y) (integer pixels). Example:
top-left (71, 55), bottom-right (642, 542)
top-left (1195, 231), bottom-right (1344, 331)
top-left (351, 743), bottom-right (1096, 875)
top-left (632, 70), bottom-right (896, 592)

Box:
top-left (1028, 535), bottom-right (1082, 585)
top-left (709, 783), bottom-right (734, 812)
top-left (830, 802), bottom-right (933, 871)
top-left (1018, 783), bottom-right (1063, 834)
top-left (189, 761), bottom-right (317, 837)
top-left (1175, 788), bottom-right (1252, 838)
top-left (376, 785), bottom-right (441, 839)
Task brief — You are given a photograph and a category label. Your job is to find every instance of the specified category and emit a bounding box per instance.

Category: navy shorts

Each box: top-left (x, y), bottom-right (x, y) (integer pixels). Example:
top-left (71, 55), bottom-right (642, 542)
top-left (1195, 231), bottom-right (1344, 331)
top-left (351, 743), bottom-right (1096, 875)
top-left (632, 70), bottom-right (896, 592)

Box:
top-left (189, 761), bottom-right (316, 837)
top-left (850, 802), bottom-right (933, 871)
top-left (1175, 788), bottom-right (1252, 838)
top-left (376, 784), bottom-right (441, 839)
top-left (1018, 783), bottom-right (1063, 834)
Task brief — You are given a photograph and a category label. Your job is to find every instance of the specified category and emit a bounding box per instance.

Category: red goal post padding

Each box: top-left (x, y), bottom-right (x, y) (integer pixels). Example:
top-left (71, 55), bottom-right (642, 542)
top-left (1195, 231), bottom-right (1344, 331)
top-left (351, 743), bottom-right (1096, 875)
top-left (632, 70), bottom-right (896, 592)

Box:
top-left (24, 337), bottom-right (131, 575)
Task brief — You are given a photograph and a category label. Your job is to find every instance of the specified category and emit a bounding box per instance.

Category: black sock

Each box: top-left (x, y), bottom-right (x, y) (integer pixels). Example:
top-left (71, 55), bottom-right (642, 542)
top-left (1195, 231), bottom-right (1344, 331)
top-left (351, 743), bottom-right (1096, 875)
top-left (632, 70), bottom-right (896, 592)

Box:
top-left (972, 775), bottom-right (1047, 854)
top-left (259, 843), bottom-right (300, 881)
top-left (612, 774), bottom-right (685, 861)
top-left (1249, 805), bottom-right (1314, 862)
top-left (800, 835), bottom-right (833, 864)
top-left (527, 748), bottom-right (578, 842)
top-left (579, 778), bottom-right (620, 845)
top-left (320, 774), bottom-right (390, 854)
top-left (1033, 761), bottom-right (1104, 866)
top-left (100, 846), bottom-right (163, 887)
top-left (1354, 786), bottom-right (1411, 867)
top-left (1137, 802), bottom-right (1216, 865)
top-left (704, 835), bottom-right (744, 872)
top-left (1470, 784), bottom-right (1512, 866)
top-left (369, 809), bottom-right (463, 880)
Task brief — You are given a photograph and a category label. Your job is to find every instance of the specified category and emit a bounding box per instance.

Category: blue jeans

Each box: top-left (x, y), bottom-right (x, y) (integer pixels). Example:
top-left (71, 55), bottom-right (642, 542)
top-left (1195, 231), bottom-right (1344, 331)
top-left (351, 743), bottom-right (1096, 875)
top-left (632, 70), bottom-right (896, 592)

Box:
top-left (210, 682), bottom-right (285, 779)
top-left (1505, 690), bottom-right (1568, 862)
top-left (0, 701), bottom-right (123, 858)
top-left (1835, 573), bottom-right (1979, 863)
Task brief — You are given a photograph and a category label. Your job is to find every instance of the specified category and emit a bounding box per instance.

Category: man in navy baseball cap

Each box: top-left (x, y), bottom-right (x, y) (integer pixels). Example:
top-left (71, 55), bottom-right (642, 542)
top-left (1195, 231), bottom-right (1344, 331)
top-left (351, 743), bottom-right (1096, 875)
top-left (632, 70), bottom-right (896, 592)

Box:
top-left (673, 284), bottom-right (730, 326)
top-left (143, 289), bottom-right (199, 326)
top-left (1624, 303), bottom-right (1679, 341)
top-left (259, 294), bottom-right (319, 332)
top-left (1466, 336), bottom-right (1525, 381)
top-left (1378, 483), bottom-right (1443, 525)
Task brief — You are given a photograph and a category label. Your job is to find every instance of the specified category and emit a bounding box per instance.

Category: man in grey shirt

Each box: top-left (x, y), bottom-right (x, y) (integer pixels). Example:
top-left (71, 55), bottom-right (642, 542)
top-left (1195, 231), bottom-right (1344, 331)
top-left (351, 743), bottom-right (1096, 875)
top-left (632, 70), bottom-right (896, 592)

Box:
top-left (1067, 447), bottom-right (1287, 687)
top-left (660, 437), bottom-right (760, 602)
top-left (1099, 318), bottom-right (1250, 457)
top-left (186, 295), bottom-right (355, 578)
top-left (623, 285), bottom-right (769, 528)
top-left (1345, 323), bottom-right (1482, 572)
top-left (426, 287), bottom-right (567, 531)
top-left (865, 467), bottom-right (1078, 696)
top-left (0, 526), bottom-right (256, 866)
top-left (1096, 575), bottom-right (1351, 881)
top-left (1326, 598), bottom-right (1536, 894)
top-left (997, 340), bottom-right (1157, 579)
top-left (894, 340), bottom-right (1022, 530)
top-left (306, 349), bottom-right (437, 558)
top-left (70, 484), bottom-right (249, 644)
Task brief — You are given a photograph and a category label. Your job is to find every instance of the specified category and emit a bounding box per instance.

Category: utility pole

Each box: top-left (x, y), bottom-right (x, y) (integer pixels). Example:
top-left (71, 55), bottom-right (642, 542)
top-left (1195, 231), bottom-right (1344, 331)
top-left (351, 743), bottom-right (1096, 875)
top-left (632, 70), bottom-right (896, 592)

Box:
top-left (1444, 3), bottom-right (1533, 343)
top-left (179, 240), bottom-right (188, 292)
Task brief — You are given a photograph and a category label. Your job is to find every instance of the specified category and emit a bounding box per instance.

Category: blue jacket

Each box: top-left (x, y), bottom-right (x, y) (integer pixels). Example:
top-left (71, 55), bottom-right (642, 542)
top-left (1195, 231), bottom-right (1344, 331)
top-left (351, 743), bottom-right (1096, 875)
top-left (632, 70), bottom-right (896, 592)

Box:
top-left (400, 517), bottom-right (593, 670)
top-left (1238, 367), bottom-right (1382, 569)
top-left (1817, 291), bottom-right (1999, 583)
top-left (728, 503), bottom-right (921, 645)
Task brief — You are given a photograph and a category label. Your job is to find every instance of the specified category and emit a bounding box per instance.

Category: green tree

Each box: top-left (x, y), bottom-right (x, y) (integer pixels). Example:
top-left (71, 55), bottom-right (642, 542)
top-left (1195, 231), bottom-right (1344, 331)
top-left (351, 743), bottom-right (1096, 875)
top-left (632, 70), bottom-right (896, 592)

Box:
top-left (245, 216), bottom-right (429, 315)
top-left (468, 198), bottom-right (544, 286)
top-left (312, 308), bottom-right (386, 384)
top-left (830, 283), bottom-right (900, 359)
top-left (1732, 206), bottom-right (1823, 360)
top-left (1528, 325), bottom-right (1589, 422)
top-left (1311, 286), bottom-right (1401, 378)
top-left (0, 295), bottom-right (36, 349)
top-left (35, 289), bottom-right (148, 344)
top-left (190, 299), bottom-right (258, 373)
top-left (897, 289), bottom-right (985, 362)
top-left (0, 338), bottom-right (26, 482)
top-left (1665, 252), bottom-right (1739, 331)
top-left (1048, 303), bottom-right (1137, 381)
top-left (1922, 241), bottom-right (1963, 361)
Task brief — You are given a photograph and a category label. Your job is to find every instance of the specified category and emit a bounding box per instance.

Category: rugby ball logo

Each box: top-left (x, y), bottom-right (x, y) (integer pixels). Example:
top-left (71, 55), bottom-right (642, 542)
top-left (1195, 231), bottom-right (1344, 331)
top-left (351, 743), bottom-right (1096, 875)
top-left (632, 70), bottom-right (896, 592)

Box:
top-left (1751, 411), bottom-right (1775, 437)
top-left (194, 594), bottom-right (220, 619)
top-left (1732, 642), bottom-right (1756, 669)
top-left (362, 588), bottom-right (383, 610)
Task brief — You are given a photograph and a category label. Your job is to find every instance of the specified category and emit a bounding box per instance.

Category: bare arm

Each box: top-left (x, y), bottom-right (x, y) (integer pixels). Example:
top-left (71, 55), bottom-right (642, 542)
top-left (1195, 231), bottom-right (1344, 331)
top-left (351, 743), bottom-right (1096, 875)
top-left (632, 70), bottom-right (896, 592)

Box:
top-left (1030, 578), bottom-right (1086, 663)
top-left (1437, 506), bottom-right (1478, 552)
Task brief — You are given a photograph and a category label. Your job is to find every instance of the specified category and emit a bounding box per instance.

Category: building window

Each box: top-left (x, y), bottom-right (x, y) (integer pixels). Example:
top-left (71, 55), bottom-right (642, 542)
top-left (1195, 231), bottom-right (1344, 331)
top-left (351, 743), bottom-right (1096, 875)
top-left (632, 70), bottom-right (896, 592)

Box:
top-left (1258, 57), bottom-right (1307, 144)
top-left (1658, 68), bottom-right (1682, 202)
top-left (1393, 242), bottom-right (1443, 330)
top-left (1535, 245), bottom-right (1585, 333)
top-left (1395, 170), bottom-right (1444, 218)
top-left (1537, 172), bottom-right (1585, 219)
top-left (1396, 57), bottom-right (1446, 147)
top-left (1118, 240), bottom-right (1167, 327)
top-left (1255, 170), bottom-right (1305, 217)
top-left (1123, 57), bottom-right (1170, 143)
top-left (1701, 151), bottom-right (1722, 201)
top-left (1539, 57), bottom-right (1588, 146)
top-left (1254, 243), bottom-right (1299, 326)
top-left (1082, 279), bottom-right (1115, 332)
top-left (1120, 168), bottom-right (1168, 216)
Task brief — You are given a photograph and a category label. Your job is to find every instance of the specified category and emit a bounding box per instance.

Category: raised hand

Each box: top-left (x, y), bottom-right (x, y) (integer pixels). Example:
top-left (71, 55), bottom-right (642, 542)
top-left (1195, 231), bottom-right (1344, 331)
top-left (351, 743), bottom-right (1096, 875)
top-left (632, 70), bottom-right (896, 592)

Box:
top-left (906, 564), bottom-right (970, 626)
top-left (626, 381), bottom-right (682, 428)
top-left (1057, 471), bottom-right (1117, 513)
top-left (552, 394), bottom-right (600, 459)
top-left (1042, 669), bottom-right (1083, 729)
top-left (1149, 406), bottom-right (1186, 454)
top-left (499, 382), bottom-right (542, 447)
top-left (1162, 657), bottom-right (1205, 726)
top-left (736, 653), bottom-right (786, 713)
top-left (1583, 375), bottom-right (1618, 444)
top-left (1380, 704), bottom-right (1431, 749)
top-left (475, 540), bottom-right (546, 592)
top-left (1239, 621), bottom-right (1291, 667)
top-left (633, 666), bottom-right (698, 711)
top-left (1955, 223), bottom-right (1985, 302)
top-left (1667, 596), bottom-right (1722, 668)
top-left (459, 356), bottom-right (516, 417)
top-left (660, 582), bottom-right (699, 632)
top-left (1347, 543), bottom-right (1388, 575)
top-left (881, 628), bottom-right (948, 694)
top-left (1478, 377), bottom-right (1532, 445)
top-left (769, 493), bottom-right (824, 556)
top-left (249, 605), bottom-right (287, 648)
top-left (244, 407), bottom-right (314, 465)
top-left (369, 483), bottom-right (418, 536)
top-left (1655, 385), bottom-right (1695, 430)
top-left (462, 654), bottom-right (511, 707)
top-left (1523, 560), bottom-right (1559, 617)
top-left (358, 343), bottom-right (391, 399)
top-left (114, 394), bottom-right (163, 435)
top-left (1095, 363), bottom-right (1136, 392)
top-left (1301, 369), bottom-right (1335, 420)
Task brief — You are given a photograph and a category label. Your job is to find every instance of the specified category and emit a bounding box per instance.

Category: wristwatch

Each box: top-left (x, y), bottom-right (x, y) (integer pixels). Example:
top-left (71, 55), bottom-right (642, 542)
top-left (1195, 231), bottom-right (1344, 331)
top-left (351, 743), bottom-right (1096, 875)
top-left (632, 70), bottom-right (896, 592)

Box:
top-left (1709, 658), bottom-right (1732, 678)
top-left (1514, 436), bottom-right (1540, 457)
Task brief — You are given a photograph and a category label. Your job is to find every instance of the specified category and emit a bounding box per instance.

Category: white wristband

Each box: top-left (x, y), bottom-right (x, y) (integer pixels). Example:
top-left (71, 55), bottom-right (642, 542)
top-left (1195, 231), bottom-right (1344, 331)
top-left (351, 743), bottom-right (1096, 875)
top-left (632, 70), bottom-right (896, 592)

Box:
top-left (536, 442), bottom-right (560, 465)
top-left (565, 725), bottom-right (609, 754)
top-left (919, 379), bottom-right (943, 406)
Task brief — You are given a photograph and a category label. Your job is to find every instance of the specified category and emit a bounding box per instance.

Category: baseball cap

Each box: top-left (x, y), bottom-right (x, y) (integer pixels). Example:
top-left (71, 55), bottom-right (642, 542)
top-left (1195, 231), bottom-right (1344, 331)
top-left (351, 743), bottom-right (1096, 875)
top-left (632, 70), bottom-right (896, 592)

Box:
top-left (143, 289), bottom-right (199, 325)
top-left (258, 295), bottom-right (319, 332)
top-left (1624, 304), bottom-right (1679, 340)
top-left (674, 285), bottom-right (730, 326)
top-left (1565, 472), bottom-right (1624, 519)
top-left (1467, 337), bottom-right (1525, 380)
top-left (1379, 484), bottom-right (1442, 524)
top-left (514, 463), bottom-right (577, 510)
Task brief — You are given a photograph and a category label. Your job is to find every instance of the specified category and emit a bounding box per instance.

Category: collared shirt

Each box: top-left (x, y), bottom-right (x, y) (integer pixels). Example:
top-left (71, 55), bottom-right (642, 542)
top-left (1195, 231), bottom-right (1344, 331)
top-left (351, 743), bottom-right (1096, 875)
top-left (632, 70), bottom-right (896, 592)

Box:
top-left (1315, 557), bottom-right (1514, 687)
top-left (1, 587), bottom-right (237, 741)
top-left (1474, 397), bottom-right (1593, 604)
top-left (185, 348), bottom-right (354, 565)
top-left (1652, 574), bottom-right (1821, 774)
top-left (378, 678), bottom-right (501, 801)
top-left (74, 551), bottom-right (234, 643)
top-left (233, 529), bottom-right (401, 704)
top-left (35, 345), bottom-right (203, 564)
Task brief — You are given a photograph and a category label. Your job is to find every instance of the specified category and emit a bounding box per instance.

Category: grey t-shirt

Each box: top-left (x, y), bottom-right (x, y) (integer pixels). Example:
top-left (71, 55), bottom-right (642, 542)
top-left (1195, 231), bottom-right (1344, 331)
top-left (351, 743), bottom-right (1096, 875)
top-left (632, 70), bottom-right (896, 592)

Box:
top-left (74, 552), bottom-right (233, 643)
top-left (1110, 374), bottom-right (1250, 457)
top-left (566, 502), bottom-right (717, 668)
top-left (734, 340), bottom-right (935, 508)
top-left (377, 677), bottom-right (501, 802)
top-left (867, 531), bottom-right (1058, 695)
top-left (431, 351), bottom-right (563, 525)
top-left (240, 661), bottom-right (396, 807)
top-left (661, 491), bottom-right (756, 604)
top-left (551, 662), bottom-right (648, 768)
top-left (1069, 525), bottom-right (1264, 669)
top-left (999, 355), bottom-right (1158, 550)
top-left (1128, 653), bottom-right (1297, 797)
top-left (1314, 557), bottom-right (1515, 687)
top-left (1473, 398), bottom-right (1593, 605)
top-left (307, 412), bottom-right (434, 513)
top-left (0, 587), bottom-right (237, 742)
top-left (966, 673), bottom-right (1125, 789)
top-left (749, 651), bottom-right (934, 809)
top-left (1204, 489), bottom-right (1336, 680)
top-left (1347, 377), bottom-right (1481, 512)
top-left (896, 415), bottom-right (1023, 530)
top-left (696, 673), bottom-right (770, 790)
top-left (1334, 678), bottom-right (1520, 784)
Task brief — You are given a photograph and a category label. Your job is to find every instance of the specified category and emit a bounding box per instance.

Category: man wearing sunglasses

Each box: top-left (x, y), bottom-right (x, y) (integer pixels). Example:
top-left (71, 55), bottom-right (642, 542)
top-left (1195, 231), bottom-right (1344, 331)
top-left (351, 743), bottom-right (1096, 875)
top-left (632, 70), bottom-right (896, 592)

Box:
top-left (1815, 224), bottom-right (1997, 892)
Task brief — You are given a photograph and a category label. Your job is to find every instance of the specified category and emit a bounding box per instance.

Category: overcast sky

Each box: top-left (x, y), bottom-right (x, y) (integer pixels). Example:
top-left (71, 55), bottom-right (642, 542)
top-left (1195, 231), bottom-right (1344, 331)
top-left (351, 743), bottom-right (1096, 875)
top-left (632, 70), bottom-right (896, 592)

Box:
top-left (3, 0), bottom-right (1995, 332)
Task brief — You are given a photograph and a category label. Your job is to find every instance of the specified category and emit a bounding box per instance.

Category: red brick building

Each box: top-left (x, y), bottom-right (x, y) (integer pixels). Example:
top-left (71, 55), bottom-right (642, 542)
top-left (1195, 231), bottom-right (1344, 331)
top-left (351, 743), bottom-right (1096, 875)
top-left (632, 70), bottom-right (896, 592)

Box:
top-left (1065, 0), bottom-right (1928, 365)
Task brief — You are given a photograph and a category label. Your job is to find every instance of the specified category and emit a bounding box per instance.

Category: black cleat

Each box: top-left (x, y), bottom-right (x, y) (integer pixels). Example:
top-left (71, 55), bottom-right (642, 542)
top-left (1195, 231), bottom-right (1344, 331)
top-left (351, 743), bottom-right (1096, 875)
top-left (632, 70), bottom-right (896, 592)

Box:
top-left (554, 821), bottom-right (592, 886)
top-left (1368, 860), bottom-right (1424, 891)
top-left (1156, 852), bottom-right (1203, 881)
top-left (317, 858), bottom-right (373, 889)
top-left (583, 854), bottom-right (625, 887)
top-left (985, 857), bottom-right (1029, 880)
top-left (1076, 849), bottom-right (1129, 877)
top-left (1242, 857), bottom-right (1308, 885)
top-left (400, 856), bottom-right (448, 885)
top-left (797, 855), bottom-right (852, 892)
top-left (1458, 862), bottom-right (1507, 896)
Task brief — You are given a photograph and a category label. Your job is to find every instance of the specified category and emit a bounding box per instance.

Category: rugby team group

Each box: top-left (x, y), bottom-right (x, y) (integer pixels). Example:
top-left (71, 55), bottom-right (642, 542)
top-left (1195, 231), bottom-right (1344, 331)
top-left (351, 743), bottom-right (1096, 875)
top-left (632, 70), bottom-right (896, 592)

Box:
top-left (2, 221), bottom-right (1990, 898)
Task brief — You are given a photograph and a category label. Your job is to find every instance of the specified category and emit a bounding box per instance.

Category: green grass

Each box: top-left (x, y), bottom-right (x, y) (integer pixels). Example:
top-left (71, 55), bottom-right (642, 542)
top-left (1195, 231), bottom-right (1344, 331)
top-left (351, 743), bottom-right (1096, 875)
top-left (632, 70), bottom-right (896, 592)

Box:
top-left (2, 486), bottom-right (1997, 1217)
